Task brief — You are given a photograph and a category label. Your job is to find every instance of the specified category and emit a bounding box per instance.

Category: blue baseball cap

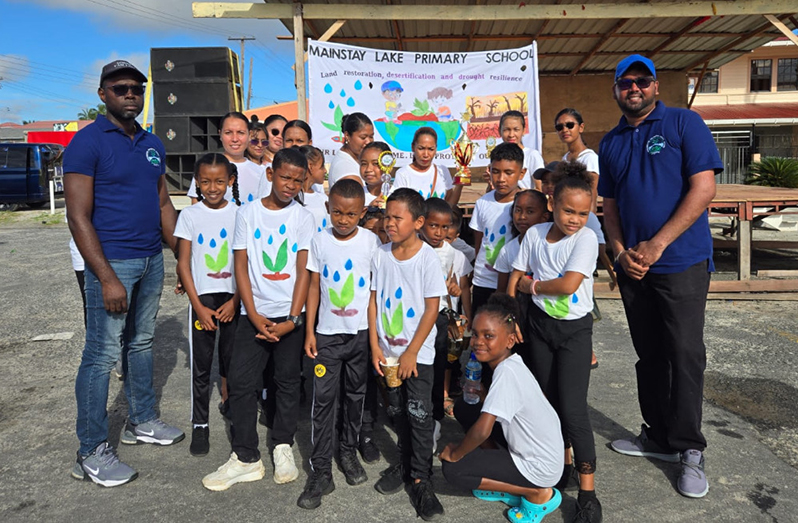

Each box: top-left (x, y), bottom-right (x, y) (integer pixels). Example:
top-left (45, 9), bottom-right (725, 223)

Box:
top-left (615, 54), bottom-right (656, 81)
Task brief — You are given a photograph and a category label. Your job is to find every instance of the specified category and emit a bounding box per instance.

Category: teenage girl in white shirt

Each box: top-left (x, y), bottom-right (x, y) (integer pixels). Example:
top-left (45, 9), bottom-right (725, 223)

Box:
top-left (555, 108), bottom-right (600, 212)
top-left (328, 113), bottom-right (374, 186)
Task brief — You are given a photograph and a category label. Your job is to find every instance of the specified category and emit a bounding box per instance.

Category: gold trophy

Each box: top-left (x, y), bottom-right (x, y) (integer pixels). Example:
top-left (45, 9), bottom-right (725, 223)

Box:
top-left (374, 150), bottom-right (396, 209)
top-left (450, 111), bottom-right (478, 186)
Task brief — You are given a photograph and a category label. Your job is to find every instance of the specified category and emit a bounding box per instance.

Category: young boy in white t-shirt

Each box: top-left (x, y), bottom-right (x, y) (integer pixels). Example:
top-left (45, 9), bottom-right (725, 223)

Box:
top-left (369, 188), bottom-right (448, 520)
top-left (469, 142), bottom-right (524, 316)
top-left (297, 179), bottom-right (381, 510)
top-left (202, 147), bottom-right (313, 492)
top-left (419, 198), bottom-right (472, 426)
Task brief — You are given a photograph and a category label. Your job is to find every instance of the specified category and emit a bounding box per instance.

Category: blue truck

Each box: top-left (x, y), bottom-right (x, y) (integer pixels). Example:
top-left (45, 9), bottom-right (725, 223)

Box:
top-left (0, 143), bottom-right (64, 211)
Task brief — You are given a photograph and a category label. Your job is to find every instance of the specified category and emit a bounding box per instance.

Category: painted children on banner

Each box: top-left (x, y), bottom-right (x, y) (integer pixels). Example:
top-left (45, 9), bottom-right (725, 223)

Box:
top-left (175, 154), bottom-right (241, 457)
top-left (298, 179), bottom-right (382, 510)
top-left (202, 147), bottom-right (313, 491)
top-left (381, 80), bottom-right (404, 123)
top-left (427, 86), bottom-right (453, 121)
top-left (369, 188), bottom-right (448, 521)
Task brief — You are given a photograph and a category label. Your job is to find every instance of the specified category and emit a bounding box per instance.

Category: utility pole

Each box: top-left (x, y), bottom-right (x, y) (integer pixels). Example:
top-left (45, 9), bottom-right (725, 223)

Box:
top-left (247, 57), bottom-right (253, 110)
top-left (228, 36), bottom-right (254, 110)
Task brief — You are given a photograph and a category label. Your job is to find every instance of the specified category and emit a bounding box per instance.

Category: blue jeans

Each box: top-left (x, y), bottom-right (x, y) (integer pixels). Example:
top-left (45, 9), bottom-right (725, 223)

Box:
top-left (75, 252), bottom-right (164, 455)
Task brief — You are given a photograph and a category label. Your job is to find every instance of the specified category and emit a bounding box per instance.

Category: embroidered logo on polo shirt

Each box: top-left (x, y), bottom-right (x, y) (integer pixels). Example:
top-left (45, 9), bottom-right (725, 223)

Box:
top-left (146, 148), bottom-right (161, 167)
top-left (646, 135), bottom-right (666, 155)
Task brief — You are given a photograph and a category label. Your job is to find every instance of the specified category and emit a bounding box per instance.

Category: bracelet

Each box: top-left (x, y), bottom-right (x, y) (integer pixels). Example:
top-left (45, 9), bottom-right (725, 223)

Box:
top-left (531, 279), bottom-right (540, 296)
top-left (614, 250), bottom-right (625, 264)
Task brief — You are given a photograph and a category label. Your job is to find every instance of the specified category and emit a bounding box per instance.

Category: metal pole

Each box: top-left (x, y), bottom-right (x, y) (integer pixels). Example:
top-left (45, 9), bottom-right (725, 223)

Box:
top-left (228, 36), bottom-right (254, 109)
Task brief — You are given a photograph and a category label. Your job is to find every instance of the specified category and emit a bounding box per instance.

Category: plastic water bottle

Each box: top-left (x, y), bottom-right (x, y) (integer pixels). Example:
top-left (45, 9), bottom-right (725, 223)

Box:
top-left (463, 352), bottom-right (483, 405)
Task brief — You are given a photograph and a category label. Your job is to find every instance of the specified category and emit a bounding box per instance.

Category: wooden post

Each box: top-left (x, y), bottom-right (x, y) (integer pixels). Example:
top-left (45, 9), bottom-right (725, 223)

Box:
top-left (293, 2), bottom-right (307, 121)
top-left (738, 219), bottom-right (752, 280)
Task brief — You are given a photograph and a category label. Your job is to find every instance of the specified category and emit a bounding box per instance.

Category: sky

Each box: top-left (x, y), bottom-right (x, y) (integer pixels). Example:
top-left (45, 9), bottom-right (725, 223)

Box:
top-left (0, 0), bottom-right (299, 124)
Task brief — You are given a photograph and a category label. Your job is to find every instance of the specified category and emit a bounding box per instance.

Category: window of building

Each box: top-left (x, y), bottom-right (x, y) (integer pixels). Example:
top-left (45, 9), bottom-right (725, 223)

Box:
top-left (777, 58), bottom-right (798, 91)
top-left (698, 71), bottom-right (719, 93)
top-left (750, 59), bottom-right (772, 92)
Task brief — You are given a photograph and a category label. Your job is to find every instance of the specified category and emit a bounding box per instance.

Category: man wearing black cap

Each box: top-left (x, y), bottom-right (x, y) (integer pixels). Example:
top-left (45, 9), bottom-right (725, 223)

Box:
top-left (598, 54), bottom-right (723, 500)
top-left (65, 60), bottom-right (184, 487)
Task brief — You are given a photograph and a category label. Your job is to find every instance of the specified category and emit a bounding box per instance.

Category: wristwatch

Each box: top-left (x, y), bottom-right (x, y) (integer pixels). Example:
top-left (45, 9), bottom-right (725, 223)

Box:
top-left (287, 314), bottom-right (304, 329)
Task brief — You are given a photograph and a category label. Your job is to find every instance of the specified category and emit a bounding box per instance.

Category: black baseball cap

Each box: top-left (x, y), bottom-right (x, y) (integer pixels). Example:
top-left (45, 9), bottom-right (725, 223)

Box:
top-left (532, 161), bottom-right (561, 180)
top-left (99, 60), bottom-right (147, 86)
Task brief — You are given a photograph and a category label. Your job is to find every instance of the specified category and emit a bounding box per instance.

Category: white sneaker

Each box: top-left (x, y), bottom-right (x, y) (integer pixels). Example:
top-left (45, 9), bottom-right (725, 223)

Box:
top-left (433, 420), bottom-right (442, 454)
top-left (202, 452), bottom-right (265, 491)
top-left (272, 443), bottom-right (299, 484)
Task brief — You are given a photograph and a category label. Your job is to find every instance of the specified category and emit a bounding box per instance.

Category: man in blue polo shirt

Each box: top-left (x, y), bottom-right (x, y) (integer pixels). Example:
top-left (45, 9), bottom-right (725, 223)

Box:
top-left (599, 54), bottom-right (722, 500)
top-left (65, 60), bottom-right (184, 487)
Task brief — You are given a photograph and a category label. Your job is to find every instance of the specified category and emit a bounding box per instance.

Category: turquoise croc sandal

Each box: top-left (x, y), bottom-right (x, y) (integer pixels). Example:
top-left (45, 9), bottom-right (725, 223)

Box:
top-left (472, 489), bottom-right (522, 507)
top-left (505, 488), bottom-right (562, 522)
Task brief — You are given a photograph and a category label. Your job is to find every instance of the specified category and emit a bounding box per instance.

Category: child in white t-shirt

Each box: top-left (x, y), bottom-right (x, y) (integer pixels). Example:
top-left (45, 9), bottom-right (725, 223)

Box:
top-left (298, 179), bottom-right (381, 509)
top-left (175, 153), bottom-right (240, 457)
top-left (508, 171), bottom-right (602, 520)
top-left (369, 188), bottom-right (447, 520)
top-left (202, 147), bottom-right (313, 492)
top-left (446, 206), bottom-right (476, 264)
top-left (469, 142), bottom-right (524, 316)
top-left (298, 145), bottom-right (329, 233)
top-left (419, 198), bottom-right (472, 426)
top-left (359, 141), bottom-right (392, 208)
top-left (440, 293), bottom-right (564, 523)
top-left (391, 126), bottom-right (462, 206)
top-left (498, 110), bottom-right (545, 191)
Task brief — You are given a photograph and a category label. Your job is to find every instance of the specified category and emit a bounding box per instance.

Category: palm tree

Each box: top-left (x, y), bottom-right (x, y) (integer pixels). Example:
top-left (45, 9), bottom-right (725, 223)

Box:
top-left (77, 104), bottom-right (107, 121)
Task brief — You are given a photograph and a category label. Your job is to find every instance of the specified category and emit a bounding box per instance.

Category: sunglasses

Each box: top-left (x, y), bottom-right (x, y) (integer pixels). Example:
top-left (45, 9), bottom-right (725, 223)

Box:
top-left (250, 139), bottom-right (268, 146)
top-left (268, 128), bottom-right (281, 136)
top-left (615, 76), bottom-right (655, 91)
top-left (555, 122), bottom-right (576, 132)
top-left (106, 84), bottom-right (145, 96)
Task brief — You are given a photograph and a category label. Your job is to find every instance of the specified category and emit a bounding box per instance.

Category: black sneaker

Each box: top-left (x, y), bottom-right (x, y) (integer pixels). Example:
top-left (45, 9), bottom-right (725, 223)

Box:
top-left (573, 497), bottom-right (603, 523)
top-left (409, 480), bottom-right (445, 521)
top-left (374, 463), bottom-right (405, 495)
top-left (556, 463), bottom-right (579, 491)
top-left (190, 426), bottom-right (210, 456)
top-left (339, 448), bottom-right (368, 485)
top-left (297, 470), bottom-right (335, 510)
top-left (358, 436), bottom-right (381, 464)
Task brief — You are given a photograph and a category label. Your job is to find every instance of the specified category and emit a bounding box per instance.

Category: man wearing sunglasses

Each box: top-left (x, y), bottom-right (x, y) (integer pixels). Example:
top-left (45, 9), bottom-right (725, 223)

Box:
top-left (598, 54), bottom-right (723, 500)
top-left (64, 60), bottom-right (183, 487)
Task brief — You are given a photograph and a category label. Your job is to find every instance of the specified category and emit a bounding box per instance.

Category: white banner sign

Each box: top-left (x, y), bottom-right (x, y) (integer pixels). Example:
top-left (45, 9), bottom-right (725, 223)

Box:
top-left (308, 40), bottom-right (541, 168)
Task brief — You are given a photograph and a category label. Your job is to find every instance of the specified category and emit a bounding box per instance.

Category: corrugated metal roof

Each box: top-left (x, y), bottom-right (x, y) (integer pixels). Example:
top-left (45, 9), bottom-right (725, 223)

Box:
top-left (265, 0), bottom-right (795, 75)
top-left (693, 103), bottom-right (798, 121)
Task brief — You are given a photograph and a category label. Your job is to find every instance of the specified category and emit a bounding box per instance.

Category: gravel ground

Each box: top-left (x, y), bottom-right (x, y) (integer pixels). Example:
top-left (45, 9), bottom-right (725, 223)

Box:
top-left (1, 204), bottom-right (796, 523)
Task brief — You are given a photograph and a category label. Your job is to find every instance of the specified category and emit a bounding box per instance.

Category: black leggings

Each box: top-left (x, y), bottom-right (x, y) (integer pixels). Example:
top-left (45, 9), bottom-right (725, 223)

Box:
top-left (442, 447), bottom-right (542, 491)
top-left (526, 305), bottom-right (596, 474)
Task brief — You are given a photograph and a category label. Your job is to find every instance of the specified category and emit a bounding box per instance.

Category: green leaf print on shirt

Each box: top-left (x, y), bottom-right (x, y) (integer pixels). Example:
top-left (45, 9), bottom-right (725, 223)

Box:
top-left (204, 240), bottom-right (231, 278)
top-left (484, 235), bottom-right (506, 266)
top-left (262, 239), bottom-right (290, 281)
top-left (381, 301), bottom-right (403, 339)
top-left (329, 273), bottom-right (357, 316)
top-left (544, 294), bottom-right (570, 319)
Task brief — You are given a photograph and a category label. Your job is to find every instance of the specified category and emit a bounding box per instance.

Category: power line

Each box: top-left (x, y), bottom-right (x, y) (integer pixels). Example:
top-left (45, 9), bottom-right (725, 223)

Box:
top-left (0, 59), bottom-right (97, 89)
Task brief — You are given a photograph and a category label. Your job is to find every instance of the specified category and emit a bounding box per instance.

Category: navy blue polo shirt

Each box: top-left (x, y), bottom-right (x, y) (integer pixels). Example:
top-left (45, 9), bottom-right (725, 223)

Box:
top-left (64, 115), bottom-right (166, 260)
top-left (598, 102), bottom-right (723, 274)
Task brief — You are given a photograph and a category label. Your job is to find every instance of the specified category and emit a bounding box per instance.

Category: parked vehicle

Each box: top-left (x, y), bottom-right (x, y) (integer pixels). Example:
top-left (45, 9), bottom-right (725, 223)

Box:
top-left (0, 143), bottom-right (64, 211)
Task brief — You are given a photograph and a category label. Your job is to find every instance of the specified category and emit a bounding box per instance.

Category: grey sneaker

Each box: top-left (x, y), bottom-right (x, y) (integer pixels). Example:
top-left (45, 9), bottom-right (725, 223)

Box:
top-left (73, 442), bottom-right (138, 487)
top-left (121, 418), bottom-right (185, 445)
top-left (610, 425), bottom-right (680, 463)
top-left (678, 450), bottom-right (709, 498)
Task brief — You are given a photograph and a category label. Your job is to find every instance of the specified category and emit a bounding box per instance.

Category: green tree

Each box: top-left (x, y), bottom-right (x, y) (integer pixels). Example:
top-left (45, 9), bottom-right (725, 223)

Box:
top-left (77, 104), bottom-right (107, 121)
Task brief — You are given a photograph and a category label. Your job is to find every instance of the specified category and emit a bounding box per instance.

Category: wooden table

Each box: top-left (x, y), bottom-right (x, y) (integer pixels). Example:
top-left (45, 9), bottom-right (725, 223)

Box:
top-left (709, 184), bottom-right (798, 281)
